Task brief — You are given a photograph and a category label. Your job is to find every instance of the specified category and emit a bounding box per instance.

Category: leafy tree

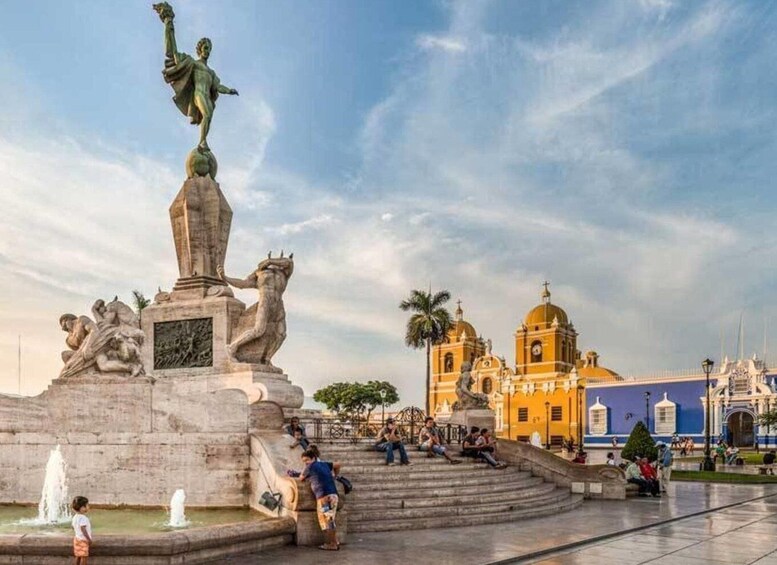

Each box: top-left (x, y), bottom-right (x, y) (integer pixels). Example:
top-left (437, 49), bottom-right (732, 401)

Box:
top-left (620, 421), bottom-right (658, 462)
top-left (313, 381), bottom-right (400, 421)
top-left (400, 289), bottom-right (453, 415)
top-left (132, 290), bottom-right (151, 315)
top-left (759, 410), bottom-right (777, 428)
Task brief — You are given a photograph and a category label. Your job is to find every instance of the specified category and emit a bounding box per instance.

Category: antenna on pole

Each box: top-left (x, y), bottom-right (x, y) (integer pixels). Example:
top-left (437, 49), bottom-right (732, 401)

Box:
top-left (764, 315), bottom-right (768, 365)
top-left (17, 335), bottom-right (21, 396)
top-left (736, 312), bottom-right (744, 361)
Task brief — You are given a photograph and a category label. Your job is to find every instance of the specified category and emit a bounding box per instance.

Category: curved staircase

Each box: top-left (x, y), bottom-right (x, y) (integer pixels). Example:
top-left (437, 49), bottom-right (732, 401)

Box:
top-left (320, 442), bottom-right (583, 533)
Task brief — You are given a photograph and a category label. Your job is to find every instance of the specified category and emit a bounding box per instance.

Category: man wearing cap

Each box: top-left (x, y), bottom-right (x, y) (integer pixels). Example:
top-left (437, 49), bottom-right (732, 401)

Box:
top-left (375, 418), bottom-right (410, 466)
top-left (657, 442), bottom-right (673, 494)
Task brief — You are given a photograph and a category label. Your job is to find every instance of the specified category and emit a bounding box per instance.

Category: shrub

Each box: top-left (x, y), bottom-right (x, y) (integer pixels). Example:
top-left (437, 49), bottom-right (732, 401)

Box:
top-left (620, 421), bottom-right (657, 462)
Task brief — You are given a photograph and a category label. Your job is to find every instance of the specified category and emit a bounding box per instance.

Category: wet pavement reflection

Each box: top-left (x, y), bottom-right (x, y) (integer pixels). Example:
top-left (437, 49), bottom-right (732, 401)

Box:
top-left (223, 483), bottom-right (777, 565)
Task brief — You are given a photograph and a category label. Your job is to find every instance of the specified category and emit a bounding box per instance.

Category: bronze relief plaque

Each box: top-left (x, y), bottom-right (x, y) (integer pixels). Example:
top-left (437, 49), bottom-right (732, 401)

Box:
top-left (154, 318), bottom-right (213, 370)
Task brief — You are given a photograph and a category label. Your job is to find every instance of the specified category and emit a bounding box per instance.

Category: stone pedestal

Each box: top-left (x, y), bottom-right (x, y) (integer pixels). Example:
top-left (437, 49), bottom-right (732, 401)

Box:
top-left (140, 295), bottom-right (303, 408)
top-left (169, 176), bottom-right (232, 291)
top-left (448, 409), bottom-right (496, 432)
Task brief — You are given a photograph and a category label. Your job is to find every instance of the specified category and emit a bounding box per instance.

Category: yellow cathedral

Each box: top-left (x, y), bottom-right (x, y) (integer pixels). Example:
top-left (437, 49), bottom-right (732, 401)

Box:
top-left (431, 283), bottom-right (622, 446)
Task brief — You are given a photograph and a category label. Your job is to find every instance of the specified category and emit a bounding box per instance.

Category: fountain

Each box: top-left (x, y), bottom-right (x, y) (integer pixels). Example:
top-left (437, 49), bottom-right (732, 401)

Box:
top-left (35, 445), bottom-right (70, 524)
top-left (168, 489), bottom-right (188, 528)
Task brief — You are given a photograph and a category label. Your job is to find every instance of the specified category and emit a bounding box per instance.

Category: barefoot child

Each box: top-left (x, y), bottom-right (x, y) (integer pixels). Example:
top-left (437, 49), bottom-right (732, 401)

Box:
top-left (71, 496), bottom-right (92, 565)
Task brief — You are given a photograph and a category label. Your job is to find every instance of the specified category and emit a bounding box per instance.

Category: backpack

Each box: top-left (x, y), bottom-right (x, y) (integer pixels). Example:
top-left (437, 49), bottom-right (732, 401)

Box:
top-left (335, 475), bottom-right (353, 494)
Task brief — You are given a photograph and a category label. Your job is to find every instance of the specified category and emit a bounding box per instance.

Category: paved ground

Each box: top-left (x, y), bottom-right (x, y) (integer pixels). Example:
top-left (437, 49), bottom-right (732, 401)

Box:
top-left (223, 483), bottom-right (777, 565)
top-left (525, 494), bottom-right (777, 565)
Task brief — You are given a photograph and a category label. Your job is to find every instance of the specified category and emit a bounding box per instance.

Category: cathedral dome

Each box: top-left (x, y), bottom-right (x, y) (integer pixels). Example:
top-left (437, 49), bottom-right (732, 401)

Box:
top-left (524, 303), bottom-right (569, 327)
top-left (523, 283), bottom-right (568, 327)
top-left (448, 300), bottom-right (477, 341)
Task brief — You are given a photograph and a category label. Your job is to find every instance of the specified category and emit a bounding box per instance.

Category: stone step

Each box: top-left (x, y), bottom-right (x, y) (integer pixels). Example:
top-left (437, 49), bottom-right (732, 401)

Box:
top-left (341, 461), bottom-right (493, 473)
top-left (346, 474), bottom-right (542, 500)
top-left (348, 488), bottom-right (571, 522)
top-left (338, 457), bottom-right (475, 467)
top-left (348, 494), bottom-right (584, 532)
top-left (347, 480), bottom-right (556, 510)
top-left (345, 466), bottom-right (525, 483)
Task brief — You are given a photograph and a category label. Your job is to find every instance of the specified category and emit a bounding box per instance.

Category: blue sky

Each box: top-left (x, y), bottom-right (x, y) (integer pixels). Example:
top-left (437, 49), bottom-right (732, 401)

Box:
top-left (2, 0), bottom-right (777, 405)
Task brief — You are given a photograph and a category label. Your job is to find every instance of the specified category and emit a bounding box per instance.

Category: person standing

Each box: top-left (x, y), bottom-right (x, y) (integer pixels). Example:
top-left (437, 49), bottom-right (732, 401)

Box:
top-left (300, 449), bottom-right (340, 551)
top-left (657, 442), bottom-right (673, 493)
top-left (375, 418), bottom-right (410, 466)
top-left (71, 496), bottom-right (92, 565)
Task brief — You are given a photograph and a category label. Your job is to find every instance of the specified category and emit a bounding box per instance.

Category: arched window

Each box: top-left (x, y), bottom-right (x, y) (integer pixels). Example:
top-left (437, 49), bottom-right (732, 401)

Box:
top-left (470, 352), bottom-right (476, 365)
top-left (482, 377), bottom-right (493, 395)
top-left (530, 341), bottom-right (543, 363)
top-left (561, 340), bottom-right (567, 363)
top-left (589, 397), bottom-right (608, 436)
top-left (444, 353), bottom-right (454, 373)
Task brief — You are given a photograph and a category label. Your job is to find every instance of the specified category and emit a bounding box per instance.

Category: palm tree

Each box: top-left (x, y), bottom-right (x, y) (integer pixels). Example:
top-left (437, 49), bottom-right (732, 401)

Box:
top-left (400, 289), bottom-right (453, 416)
top-left (131, 290), bottom-right (151, 317)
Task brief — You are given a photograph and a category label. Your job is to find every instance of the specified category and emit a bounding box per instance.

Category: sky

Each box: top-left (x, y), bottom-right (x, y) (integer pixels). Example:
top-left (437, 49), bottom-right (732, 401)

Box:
top-left (2, 0), bottom-right (777, 407)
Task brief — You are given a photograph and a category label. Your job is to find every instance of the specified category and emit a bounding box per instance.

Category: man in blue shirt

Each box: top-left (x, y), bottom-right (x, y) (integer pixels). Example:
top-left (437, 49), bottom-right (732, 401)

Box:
top-left (300, 449), bottom-right (339, 550)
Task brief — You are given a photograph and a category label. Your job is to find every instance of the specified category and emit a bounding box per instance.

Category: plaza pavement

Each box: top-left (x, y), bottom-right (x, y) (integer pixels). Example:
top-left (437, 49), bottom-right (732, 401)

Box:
top-left (222, 482), bottom-right (777, 565)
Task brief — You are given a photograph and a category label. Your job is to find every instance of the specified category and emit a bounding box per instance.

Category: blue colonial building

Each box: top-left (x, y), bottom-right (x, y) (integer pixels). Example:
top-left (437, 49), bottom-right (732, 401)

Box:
top-left (585, 355), bottom-right (777, 449)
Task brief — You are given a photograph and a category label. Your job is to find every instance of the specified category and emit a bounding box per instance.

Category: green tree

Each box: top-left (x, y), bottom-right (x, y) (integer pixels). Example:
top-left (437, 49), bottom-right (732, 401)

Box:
top-left (313, 381), bottom-right (400, 421)
top-left (132, 290), bottom-right (151, 315)
top-left (759, 410), bottom-right (777, 428)
top-left (621, 421), bottom-right (658, 462)
top-left (400, 289), bottom-right (453, 415)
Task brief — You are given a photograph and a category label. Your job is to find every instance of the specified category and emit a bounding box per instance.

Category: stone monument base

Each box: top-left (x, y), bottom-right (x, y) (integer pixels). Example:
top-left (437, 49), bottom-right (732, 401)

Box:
top-left (139, 294), bottom-right (303, 409)
top-left (448, 409), bottom-right (496, 432)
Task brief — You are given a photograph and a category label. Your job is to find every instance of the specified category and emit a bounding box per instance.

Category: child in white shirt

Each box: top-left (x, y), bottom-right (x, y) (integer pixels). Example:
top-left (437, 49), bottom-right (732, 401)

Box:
top-left (71, 496), bottom-right (92, 564)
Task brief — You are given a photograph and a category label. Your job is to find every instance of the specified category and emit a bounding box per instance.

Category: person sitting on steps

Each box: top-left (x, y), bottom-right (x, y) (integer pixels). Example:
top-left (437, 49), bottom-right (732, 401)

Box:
top-left (375, 417), bottom-right (410, 466)
top-left (284, 417), bottom-right (310, 450)
top-left (475, 428), bottom-right (507, 469)
top-left (418, 417), bottom-right (461, 464)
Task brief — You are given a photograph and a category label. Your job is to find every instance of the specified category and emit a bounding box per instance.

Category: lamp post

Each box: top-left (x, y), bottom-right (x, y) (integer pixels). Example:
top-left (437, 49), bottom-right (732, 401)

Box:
top-left (577, 384), bottom-right (584, 449)
top-left (545, 401), bottom-right (551, 450)
top-left (702, 358), bottom-right (715, 471)
top-left (380, 388), bottom-right (387, 427)
top-left (644, 391), bottom-right (651, 432)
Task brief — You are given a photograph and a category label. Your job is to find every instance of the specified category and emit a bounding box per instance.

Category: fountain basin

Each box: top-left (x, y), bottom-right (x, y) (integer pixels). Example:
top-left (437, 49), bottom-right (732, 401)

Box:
top-left (0, 506), bottom-right (293, 564)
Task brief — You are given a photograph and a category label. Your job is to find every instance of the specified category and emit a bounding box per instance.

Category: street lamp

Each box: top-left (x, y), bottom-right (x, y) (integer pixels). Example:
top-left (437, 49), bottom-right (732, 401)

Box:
top-left (380, 388), bottom-right (387, 427)
top-left (702, 358), bottom-right (715, 471)
top-left (577, 384), bottom-right (584, 450)
top-left (644, 391), bottom-right (651, 431)
top-left (545, 401), bottom-right (551, 450)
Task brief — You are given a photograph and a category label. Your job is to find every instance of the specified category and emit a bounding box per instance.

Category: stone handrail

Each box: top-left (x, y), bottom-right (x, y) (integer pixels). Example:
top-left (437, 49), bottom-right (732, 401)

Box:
top-left (248, 401), bottom-right (348, 546)
top-left (498, 440), bottom-right (626, 500)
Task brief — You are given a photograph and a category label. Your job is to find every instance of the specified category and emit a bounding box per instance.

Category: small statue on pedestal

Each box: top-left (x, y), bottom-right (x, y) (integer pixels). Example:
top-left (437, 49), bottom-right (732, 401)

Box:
top-left (453, 361), bottom-right (490, 411)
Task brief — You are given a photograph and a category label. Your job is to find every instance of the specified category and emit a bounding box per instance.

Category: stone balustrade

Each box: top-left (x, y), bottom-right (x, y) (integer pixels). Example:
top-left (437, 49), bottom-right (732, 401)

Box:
top-left (498, 440), bottom-right (626, 499)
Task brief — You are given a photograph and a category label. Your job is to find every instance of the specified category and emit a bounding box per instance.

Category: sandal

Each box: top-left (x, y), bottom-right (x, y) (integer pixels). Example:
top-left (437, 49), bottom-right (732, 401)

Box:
top-left (318, 544), bottom-right (339, 551)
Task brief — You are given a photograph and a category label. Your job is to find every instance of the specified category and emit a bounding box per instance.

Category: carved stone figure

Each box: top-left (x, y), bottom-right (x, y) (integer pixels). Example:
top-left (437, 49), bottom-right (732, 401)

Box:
top-left (153, 2), bottom-right (239, 177)
top-left (59, 299), bottom-right (146, 379)
top-left (218, 252), bottom-right (294, 369)
top-left (452, 361), bottom-right (490, 411)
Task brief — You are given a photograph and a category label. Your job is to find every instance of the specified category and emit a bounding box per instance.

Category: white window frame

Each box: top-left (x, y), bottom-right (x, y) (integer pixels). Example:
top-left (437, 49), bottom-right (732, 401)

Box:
top-left (654, 393), bottom-right (677, 435)
top-left (588, 397), bottom-right (608, 436)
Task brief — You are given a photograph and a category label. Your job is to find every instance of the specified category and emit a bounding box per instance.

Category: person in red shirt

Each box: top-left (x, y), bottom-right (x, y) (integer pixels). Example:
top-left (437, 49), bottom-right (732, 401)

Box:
top-left (639, 457), bottom-right (661, 497)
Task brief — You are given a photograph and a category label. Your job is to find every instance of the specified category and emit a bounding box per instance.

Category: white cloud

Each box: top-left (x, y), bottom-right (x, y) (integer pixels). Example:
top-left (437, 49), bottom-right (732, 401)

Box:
top-left (416, 34), bottom-right (467, 53)
top-left (266, 214), bottom-right (336, 236)
top-left (381, 213), bottom-right (394, 222)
